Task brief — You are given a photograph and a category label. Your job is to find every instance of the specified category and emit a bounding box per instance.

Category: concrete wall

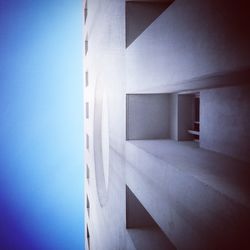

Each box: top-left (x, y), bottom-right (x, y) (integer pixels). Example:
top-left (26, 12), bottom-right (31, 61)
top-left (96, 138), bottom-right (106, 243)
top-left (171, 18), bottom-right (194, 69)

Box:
top-left (126, 94), bottom-right (170, 140)
top-left (84, 0), bottom-right (127, 249)
top-left (126, 186), bottom-right (156, 228)
top-left (85, 0), bottom-right (250, 249)
top-left (200, 84), bottom-right (250, 163)
top-left (126, 140), bottom-right (250, 249)
top-left (126, 186), bottom-right (176, 250)
top-left (126, 0), bottom-right (250, 93)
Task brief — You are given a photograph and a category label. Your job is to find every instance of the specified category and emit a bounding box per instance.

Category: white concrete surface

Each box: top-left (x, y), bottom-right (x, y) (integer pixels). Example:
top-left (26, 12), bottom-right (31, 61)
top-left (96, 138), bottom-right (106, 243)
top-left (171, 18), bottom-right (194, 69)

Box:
top-left (84, 0), bottom-right (250, 249)
top-left (200, 84), bottom-right (250, 163)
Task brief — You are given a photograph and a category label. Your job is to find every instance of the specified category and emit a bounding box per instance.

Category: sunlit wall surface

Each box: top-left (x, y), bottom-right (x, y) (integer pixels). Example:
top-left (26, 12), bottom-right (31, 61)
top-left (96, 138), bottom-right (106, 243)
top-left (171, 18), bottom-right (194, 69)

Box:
top-left (0, 0), bottom-right (84, 249)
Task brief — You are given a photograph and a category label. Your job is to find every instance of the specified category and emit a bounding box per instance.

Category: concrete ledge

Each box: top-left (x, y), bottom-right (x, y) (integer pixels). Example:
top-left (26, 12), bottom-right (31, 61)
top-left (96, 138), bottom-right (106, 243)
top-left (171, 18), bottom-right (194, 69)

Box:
top-left (126, 68), bottom-right (250, 94)
top-left (125, 140), bottom-right (250, 249)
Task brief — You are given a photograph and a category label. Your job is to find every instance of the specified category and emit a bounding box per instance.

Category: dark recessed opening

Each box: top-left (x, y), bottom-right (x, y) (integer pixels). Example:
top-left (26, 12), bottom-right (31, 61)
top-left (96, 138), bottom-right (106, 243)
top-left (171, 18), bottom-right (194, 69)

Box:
top-left (84, 0), bottom-right (88, 23)
top-left (86, 134), bottom-right (89, 150)
top-left (178, 92), bottom-right (200, 142)
top-left (87, 195), bottom-right (90, 218)
top-left (187, 93), bottom-right (200, 142)
top-left (85, 38), bottom-right (88, 55)
top-left (87, 225), bottom-right (90, 249)
top-left (86, 164), bottom-right (90, 183)
top-left (86, 102), bottom-right (89, 119)
top-left (85, 71), bottom-right (89, 87)
top-left (192, 93), bottom-right (200, 141)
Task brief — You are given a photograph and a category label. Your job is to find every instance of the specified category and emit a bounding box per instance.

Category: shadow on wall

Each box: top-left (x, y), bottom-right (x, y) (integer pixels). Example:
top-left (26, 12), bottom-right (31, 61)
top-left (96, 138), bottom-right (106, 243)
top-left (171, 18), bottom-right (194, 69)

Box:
top-left (126, 186), bottom-right (176, 250)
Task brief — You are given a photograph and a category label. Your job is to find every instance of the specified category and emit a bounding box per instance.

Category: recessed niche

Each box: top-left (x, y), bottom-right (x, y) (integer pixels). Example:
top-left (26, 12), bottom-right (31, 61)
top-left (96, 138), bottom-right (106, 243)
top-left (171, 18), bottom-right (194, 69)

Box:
top-left (86, 164), bottom-right (90, 183)
top-left (86, 225), bottom-right (90, 250)
top-left (178, 92), bottom-right (200, 142)
top-left (126, 94), bottom-right (170, 140)
top-left (85, 71), bottom-right (89, 87)
top-left (86, 134), bottom-right (89, 150)
top-left (84, 0), bottom-right (88, 23)
top-left (87, 195), bottom-right (90, 218)
top-left (126, 186), bottom-right (176, 250)
top-left (86, 102), bottom-right (89, 119)
top-left (85, 37), bottom-right (88, 55)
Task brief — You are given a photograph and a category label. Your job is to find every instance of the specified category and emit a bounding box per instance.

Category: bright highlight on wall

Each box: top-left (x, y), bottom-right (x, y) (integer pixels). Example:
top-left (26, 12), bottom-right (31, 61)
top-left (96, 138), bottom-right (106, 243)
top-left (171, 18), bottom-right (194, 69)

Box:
top-left (0, 0), bottom-right (84, 249)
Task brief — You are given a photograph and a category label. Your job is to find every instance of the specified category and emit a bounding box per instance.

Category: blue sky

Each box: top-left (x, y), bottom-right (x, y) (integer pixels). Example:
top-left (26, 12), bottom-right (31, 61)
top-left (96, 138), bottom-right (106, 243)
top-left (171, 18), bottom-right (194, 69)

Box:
top-left (0, 0), bottom-right (84, 249)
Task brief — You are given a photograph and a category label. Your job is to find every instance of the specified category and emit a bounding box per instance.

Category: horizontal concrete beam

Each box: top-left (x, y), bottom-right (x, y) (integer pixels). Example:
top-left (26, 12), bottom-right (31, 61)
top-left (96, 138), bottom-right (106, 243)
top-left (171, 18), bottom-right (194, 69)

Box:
top-left (125, 140), bottom-right (250, 249)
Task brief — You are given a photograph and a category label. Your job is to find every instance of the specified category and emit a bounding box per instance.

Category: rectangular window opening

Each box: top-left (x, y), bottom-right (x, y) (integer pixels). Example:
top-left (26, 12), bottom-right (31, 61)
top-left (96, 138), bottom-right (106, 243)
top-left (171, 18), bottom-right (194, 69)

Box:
top-left (87, 195), bottom-right (90, 218)
top-left (86, 164), bottom-right (90, 183)
top-left (86, 102), bottom-right (89, 119)
top-left (87, 224), bottom-right (90, 250)
top-left (85, 37), bottom-right (88, 55)
top-left (86, 134), bottom-right (89, 150)
top-left (188, 93), bottom-right (200, 142)
top-left (84, 0), bottom-right (88, 23)
top-left (85, 71), bottom-right (89, 87)
top-left (177, 92), bottom-right (200, 143)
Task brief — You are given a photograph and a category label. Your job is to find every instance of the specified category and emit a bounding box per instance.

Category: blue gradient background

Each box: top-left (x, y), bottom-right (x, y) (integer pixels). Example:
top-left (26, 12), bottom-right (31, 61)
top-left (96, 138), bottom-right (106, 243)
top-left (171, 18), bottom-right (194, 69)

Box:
top-left (0, 0), bottom-right (84, 249)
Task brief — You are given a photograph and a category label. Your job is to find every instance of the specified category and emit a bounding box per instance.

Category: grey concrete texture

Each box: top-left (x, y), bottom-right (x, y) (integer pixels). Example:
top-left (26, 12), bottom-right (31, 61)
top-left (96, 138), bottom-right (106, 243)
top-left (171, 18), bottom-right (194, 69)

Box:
top-left (93, 79), bottom-right (108, 206)
top-left (127, 228), bottom-right (175, 250)
top-left (126, 1), bottom-right (173, 47)
top-left (85, 0), bottom-right (250, 249)
top-left (169, 93), bottom-right (178, 140)
top-left (200, 84), bottom-right (250, 163)
top-left (126, 186), bottom-right (176, 250)
top-left (126, 140), bottom-right (250, 249)
top-left (126, 0), bottom-right (250, 93)
top-left (84, 0), bottom-right (127, 249)
top-left (127, 93), bottom-right (197, 142)
top-left (126, 94), bottom-right (170, 140)
top-left (126, 186), bottom-right (155, 229)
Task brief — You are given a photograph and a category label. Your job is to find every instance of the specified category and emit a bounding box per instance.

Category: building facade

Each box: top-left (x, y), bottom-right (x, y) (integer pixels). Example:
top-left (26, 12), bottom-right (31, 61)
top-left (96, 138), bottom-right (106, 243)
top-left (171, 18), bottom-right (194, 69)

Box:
top-left (84, 0), bottom-right (250, 249)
